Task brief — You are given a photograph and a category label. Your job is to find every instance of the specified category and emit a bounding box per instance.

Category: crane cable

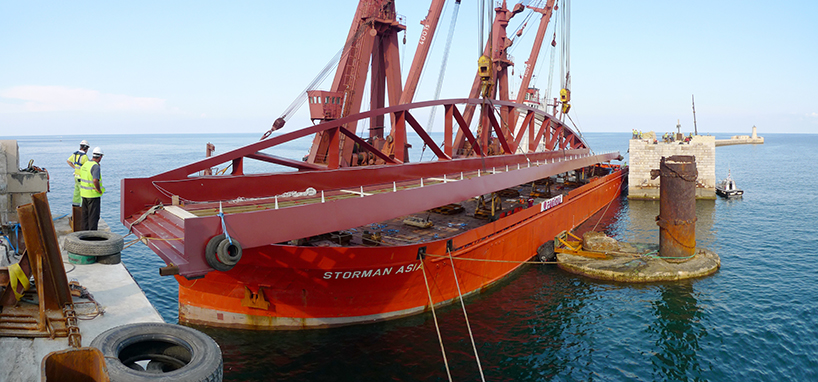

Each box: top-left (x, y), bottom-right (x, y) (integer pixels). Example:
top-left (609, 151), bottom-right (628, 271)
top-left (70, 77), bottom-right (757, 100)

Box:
top-left (507, 0), bottom-right (543, 56)
top-left (421, 0), bottom-right (462, 161)
top-left (277, 48), bottom-right (342, 124)
top-left (560, 0), bottom-right (571, 92)
top-left (264, 7), bottom-right (386, 139)
top-left (477, 0), bottom-right (485, 57)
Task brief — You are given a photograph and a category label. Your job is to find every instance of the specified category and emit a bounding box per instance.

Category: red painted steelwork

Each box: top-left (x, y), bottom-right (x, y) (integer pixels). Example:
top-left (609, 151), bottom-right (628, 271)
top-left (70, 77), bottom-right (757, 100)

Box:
top-left (174, 168), bottom-right (627, 329)
top-left (119, 0), bottom-right (628, 330)
top-left (121, 98), bottom-right (588, 218)
top-left (509, 0), bottom-right (557, 130)
top-left (126, 151), bottom-right (619, 278)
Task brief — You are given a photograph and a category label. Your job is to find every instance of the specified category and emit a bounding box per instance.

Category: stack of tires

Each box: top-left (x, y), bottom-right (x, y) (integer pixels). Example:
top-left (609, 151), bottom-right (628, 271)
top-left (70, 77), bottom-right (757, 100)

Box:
top-left (64, 231), bottom-right (124, 265)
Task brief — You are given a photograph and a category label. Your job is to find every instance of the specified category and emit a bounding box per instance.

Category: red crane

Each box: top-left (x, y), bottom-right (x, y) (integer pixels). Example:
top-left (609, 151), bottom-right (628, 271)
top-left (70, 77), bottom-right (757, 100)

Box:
top-left (303, 0), bottom-right (572, 169)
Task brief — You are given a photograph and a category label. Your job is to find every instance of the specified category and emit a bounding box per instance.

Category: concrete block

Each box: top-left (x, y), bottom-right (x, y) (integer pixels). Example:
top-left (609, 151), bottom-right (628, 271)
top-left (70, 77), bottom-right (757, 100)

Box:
top-left (0, 140), bottom-right (19, 174)
top-left (627, 137), bottom-right (715, 200)
top-left (5, 173), bottom-right (49, 193)
top-left (1, 140), bottom-right (50, 225)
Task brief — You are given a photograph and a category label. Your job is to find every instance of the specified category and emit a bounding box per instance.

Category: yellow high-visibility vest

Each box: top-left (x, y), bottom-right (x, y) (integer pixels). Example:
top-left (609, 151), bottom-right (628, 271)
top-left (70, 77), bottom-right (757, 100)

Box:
top-left (68, 151), bottom-right (88, 178)
top-left (79, 161), bottom-right (104, 198)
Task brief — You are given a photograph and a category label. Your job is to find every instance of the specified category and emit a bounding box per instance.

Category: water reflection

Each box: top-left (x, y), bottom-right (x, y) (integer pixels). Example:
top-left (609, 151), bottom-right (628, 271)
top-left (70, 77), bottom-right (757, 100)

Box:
top-left (646, 282), bottom-right (708, 381)
top-left (481, 267), bottom-right (599, 380)
top-left (619, 200), bottom-right (716, 249)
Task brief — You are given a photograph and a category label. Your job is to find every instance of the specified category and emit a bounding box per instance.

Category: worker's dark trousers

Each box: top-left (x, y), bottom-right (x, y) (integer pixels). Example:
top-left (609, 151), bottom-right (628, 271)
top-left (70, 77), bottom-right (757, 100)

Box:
top-left (81, 197), bottom-right (101, 231)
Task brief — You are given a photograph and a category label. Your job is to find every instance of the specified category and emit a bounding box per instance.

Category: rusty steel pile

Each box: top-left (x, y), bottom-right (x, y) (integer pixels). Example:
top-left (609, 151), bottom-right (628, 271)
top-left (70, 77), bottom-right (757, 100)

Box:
top-left (556, 155), bottom-right (720, 282)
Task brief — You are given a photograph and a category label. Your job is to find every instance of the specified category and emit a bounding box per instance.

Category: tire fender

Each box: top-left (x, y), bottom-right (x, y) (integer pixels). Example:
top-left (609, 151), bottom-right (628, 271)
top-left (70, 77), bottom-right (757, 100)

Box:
top-left (216, 239), bottom-right (242, 266)
top-left (537, 240), bottom-right (556, 263)
top-left (204, 234), bottom-right (241, 272)
top-left (90, 322), bottom-right (222, 382)
top-left (63, 231), bottom-right (124, 256)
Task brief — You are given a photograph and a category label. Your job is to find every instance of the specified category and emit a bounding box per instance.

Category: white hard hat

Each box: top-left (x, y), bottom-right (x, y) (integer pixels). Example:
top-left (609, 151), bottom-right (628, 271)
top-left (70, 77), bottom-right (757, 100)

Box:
top-left (92, 147), bottom-right (104, 156)
top-left (80, 140), bottom-right (89, 146)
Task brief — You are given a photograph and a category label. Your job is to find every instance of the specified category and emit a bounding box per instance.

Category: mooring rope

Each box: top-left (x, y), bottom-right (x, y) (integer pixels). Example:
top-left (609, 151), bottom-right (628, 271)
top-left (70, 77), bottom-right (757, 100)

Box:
top-left (127, 204), bottom-right (164, 234)
top-left (424, 252), bottom-right (629, 264)
top-left (420, 257), bottom-right (453, 382)
top-left (591, 185), bottom-right (622, 232)
top-left (123, 238), bottom-right (141, 250)
top-left (125, 236), bottom-right (183, 250)
top-left (446, 248), bottom-right (486, 382)
top-left (424, 253), bottom-right (554, 265)
top-left (643, 249), bottom-right (697, 260)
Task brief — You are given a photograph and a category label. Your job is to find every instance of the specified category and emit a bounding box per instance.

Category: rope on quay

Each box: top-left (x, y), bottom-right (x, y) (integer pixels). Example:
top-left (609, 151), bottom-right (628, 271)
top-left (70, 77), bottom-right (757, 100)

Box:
top-left (446, 248), bottom-right (486, 382)
top-left (642, 249), bottom-right (697, 260)
top-left (420, 257), bottom-right (453, 382)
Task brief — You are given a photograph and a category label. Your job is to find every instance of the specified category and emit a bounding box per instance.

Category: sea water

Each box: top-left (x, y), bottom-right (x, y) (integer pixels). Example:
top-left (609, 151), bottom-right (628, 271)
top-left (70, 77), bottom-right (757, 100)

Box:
top-left (8, 132), bottom-right (818, 381)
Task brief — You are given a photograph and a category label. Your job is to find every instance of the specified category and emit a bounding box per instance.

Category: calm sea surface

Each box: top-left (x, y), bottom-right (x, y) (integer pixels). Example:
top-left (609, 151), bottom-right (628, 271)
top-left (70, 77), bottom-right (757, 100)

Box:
top-left (9, 132), bottom-right (818, 381)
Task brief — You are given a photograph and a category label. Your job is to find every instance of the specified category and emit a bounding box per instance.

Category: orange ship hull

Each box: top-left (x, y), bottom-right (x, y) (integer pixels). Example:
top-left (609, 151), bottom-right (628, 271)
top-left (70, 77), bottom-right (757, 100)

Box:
top-left (176, 168), bottom-right (627, 329)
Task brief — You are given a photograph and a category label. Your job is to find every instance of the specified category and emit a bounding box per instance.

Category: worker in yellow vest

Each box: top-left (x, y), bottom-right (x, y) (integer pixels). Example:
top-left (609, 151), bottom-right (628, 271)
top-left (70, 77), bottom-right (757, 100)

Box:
top-left (79, 147), bottom-right (105, 230)
top-left (66, 140), bottom-right (90, 207)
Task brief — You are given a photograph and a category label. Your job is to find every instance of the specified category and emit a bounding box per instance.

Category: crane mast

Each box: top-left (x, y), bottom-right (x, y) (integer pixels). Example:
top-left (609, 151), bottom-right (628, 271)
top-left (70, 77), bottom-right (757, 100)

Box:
top-left (306, 0), bottom-right (446, 168)
top-left (305, 0), bottom-right (562, 167)
top-left (452, 0), bottom-right (526, 155)
top-left (508, 0), bottom-right (557, 131)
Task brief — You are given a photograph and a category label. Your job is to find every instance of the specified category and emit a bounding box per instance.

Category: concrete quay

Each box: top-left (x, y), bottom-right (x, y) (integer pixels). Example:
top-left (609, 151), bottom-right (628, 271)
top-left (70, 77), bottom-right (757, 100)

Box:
top-left (1, 139), bottom-right (166, 380)
top-left (558, 242), bottom-right (721, 282)
top-left (716, 125), bottom-right (765, 146)
top-left (0, 217), bottom-right (164, 381)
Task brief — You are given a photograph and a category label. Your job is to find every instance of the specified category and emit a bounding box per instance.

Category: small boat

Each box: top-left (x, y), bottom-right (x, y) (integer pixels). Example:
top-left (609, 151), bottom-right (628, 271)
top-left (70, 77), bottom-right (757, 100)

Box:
top-left (716, 170), bottom-right (743, 197)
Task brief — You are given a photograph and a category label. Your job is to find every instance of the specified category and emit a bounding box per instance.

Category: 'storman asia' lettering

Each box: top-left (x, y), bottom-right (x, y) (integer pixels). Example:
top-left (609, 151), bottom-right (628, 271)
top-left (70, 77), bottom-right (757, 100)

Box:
top-left (323, 267), bottom-right (394, 280)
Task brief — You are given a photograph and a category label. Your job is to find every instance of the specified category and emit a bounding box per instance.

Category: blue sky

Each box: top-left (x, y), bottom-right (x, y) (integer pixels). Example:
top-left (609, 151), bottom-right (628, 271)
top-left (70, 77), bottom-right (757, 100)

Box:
top-left (1, 0), bottom-right (816, 136)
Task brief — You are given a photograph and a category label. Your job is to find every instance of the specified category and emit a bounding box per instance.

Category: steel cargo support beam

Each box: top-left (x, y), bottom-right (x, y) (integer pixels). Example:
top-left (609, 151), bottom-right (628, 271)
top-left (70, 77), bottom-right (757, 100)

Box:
top-left (486, 107), bottom-right (512, 154)
top-left (393, 111), bottom-right (407, 163)
top-left (451, 104), bottom-right (483, 156)
top-left (511, 110), bottom-right (534, 152)
top-left (404, 111), bottom-right (451, 160)
top-left (337, 128), bottom-right (400, 164)
top-left (532, 117), bottom-right (551, 152)
top-left (246, 152), bottom-right (326, 171)
top-left (444, 104), bottom-right (454, 157)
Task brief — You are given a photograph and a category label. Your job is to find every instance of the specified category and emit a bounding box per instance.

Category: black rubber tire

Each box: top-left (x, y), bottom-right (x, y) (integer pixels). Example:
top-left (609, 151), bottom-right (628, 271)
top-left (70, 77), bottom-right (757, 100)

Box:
top-left (96, 252), bottom-right (122, 265)
top-left (537, 240), bottom-right (556, 263)
top-left (216, 238), bottom-right (242, 266)
top-left (63, 231), bottom-right (124, 256)
top-left (90, 322), bottom-right (222, 382)
top-left (204, 234), bottom-right (232, 272)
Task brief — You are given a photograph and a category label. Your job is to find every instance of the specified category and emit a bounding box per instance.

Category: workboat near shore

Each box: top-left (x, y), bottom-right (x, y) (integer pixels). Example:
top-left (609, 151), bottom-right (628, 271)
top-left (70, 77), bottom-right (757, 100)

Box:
top-left (716, 170), bottom-right (743, 197)
top-left (121, 0), bottom-right (628, 329)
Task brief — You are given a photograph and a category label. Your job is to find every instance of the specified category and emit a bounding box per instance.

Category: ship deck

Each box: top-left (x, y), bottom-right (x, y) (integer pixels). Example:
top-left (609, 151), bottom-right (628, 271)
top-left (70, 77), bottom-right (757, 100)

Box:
top-left (172, 167), bottom-right (610, 248)
top-left (123, 151), bottom-right (624, 278)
